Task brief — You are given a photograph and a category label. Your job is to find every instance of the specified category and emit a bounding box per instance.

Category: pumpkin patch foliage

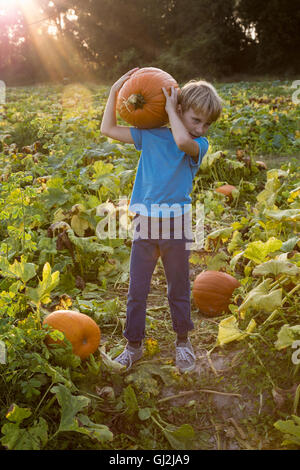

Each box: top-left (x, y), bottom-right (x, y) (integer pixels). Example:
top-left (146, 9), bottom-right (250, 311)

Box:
top-left (0, 80), bottom-right (299, 450)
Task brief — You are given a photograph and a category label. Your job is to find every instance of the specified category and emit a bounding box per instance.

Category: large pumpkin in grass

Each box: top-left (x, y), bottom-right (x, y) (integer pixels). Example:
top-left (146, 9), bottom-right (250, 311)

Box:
top-left (116, 67), bottom-right (179, 128)
top-left (192, 271), bottom-right (240, 317)
top-left (43, 310), bottom-right (101, 360)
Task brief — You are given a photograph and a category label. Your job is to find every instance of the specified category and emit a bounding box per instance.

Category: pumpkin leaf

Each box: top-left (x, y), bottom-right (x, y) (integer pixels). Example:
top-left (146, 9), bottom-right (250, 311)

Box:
top-left (125, 366), bottom-right (160, 397)
top-left (138, 407), bottom-right (153, 421)
top-left (73, 414), bottom-right (113, 443)
top-left (256, 175), bottom-right (281, 209)
top-left (199, 151), bottom-right (224, 170)
top-left (264, 208), bottom-right (300, 222)
top-left (252, 259), bottom-right (300, 277)
top-left (243, 237), bottom-right (283, 264)
top-left (205, 252), bottom-right (229, 271)
top-left (274, 415), bottom-right (300, 446)
top-left (41, 186), bottom-right (70, 209)
top-left (287, 186), bottom-right (300, 202)
top-left (5, 404), bottom-right (32, 425)
top-left (99, 347), bottom-right (126, 372)
top-left (267, 169), bottom-right (289, 180)
top-left (238, 279), bottom-right (282, 315)
top-left (51, 383), bottom-right (113, 442)
top-left (123, 385), bottom-right (139, 418)
top-left (26, 262), bottom-right (60, 305)
top-left (71, 214), bottom-right (90, 237)
top-left (0, 255), bottom-right (36, 283)
top-left (67, 229), bottom-right (114, 255)
top-left (7, 257), bottom-right (36, 283)
top-left (227, 230), bottom-right (244, 254)
top-left (207, 227), bottom-right (233, 241)
top-left (29, 353), bottom-right (76, 390)
top-left (216, 315), bottom-right (256, 346)
top-left (281, 236), bottom-right (300, 252)
top-left (275, 324), bottom-right (300, 350)
top-left (0, 417), bottom-right (48, 450)
top-left (163, 423), bottom-right (195, 450)
top-left (92, 160), bottom-right (114, 178)
top-left (229, 251), bottom-right (244, 270)
top-left (51, 383), bottom-right (90, 432)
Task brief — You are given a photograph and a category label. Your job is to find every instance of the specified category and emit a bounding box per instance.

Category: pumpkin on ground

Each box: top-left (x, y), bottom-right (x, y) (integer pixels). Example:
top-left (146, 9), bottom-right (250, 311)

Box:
top-left (192, 270), bottom-right (240, 317)
top-left (43, 310), bottom-right (101, 360)
top-left (256, 160), bottom-right (267, 170)
top-left (215, 184), bottom-right (237, 199)
top-left (116, 67), bottom-right (179, 129)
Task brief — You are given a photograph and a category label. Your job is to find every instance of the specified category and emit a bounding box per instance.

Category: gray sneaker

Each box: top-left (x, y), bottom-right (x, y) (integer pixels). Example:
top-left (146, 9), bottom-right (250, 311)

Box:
top-left (114, 343), bottom-right (143, 370)
top-left (175, 339), bottom-right (196, 373)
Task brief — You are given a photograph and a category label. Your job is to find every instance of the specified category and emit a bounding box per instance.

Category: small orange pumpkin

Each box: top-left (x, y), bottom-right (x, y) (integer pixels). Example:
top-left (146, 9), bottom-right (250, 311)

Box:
top-left (192, 270), bottom-right (240, 317)
top-left (256, 160), bottom-right (267, 170)
top-left (116, 67), bottom-right (179, 129)
top-left (215, 184), bottom-right (237, 199)
top-left (43, 310), bottom-right (101, 360)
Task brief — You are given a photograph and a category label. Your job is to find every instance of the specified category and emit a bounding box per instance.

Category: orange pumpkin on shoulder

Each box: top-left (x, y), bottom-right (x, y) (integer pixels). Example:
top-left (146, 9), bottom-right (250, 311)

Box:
top-left (116, 67), bottom-right (179, 128)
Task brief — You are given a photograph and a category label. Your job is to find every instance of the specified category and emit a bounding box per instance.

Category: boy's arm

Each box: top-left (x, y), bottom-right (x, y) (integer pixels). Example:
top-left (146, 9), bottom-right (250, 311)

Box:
top-left (100, 68), bottom-right (139, 143)
top-left (162, 87), bottom-right (200, 163)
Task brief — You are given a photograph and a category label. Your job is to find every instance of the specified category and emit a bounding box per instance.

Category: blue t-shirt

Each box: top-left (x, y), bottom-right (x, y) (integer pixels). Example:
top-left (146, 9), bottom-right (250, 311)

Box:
top-left (129, 127), bottom-right (209, 218)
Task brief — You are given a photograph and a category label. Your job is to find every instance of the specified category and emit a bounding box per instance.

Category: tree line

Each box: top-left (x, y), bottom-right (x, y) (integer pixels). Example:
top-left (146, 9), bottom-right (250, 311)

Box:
top-left (0, 0), bottom-right (299, 85)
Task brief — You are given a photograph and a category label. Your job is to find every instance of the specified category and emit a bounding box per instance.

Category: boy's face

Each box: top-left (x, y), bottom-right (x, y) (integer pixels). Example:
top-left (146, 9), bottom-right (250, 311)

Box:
top-left (179, 106), bottom-right (212, 138)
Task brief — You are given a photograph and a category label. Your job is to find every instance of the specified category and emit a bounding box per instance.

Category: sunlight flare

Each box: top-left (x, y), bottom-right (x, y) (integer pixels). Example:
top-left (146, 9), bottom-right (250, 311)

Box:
top-left (0, 0), bottom-right (34, 10)
top-left (0, 0), bottom-right (93, 82)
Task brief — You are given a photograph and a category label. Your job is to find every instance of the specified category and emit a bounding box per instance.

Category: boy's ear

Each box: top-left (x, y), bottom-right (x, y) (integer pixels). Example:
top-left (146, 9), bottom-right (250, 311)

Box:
top-left (177, 104), bottom-right (182, 115)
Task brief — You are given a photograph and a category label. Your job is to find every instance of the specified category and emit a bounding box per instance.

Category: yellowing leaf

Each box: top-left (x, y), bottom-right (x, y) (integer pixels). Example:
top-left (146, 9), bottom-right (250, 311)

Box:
top-left (253, 259), bottom-right (300, 277)
top-left (207, 227), bottom-right (233, 240)
top-left (6, 404), bottom-right (32, 425)
top-left (92, 161), bottom-right (113, 178)
top-left (0, 255), bottom-right (36, 283)
top-left (265, 208), bottom-right (300, 222)
top-left (228, 230), bottom-right (243, 254)
top-left (26, 262), bottom-right (60, 306)
top-left (274, 415), bottom-right (300, 446)
top-left (71, 214), bottom-right (90, 237)
top-left (201, 151), bottom-right (224, 170)
top-left (275, 324), bottom-right (300, 350)
top-left (231, 221), bottom-right (243, 230)
top-left (287, 187), bottom-right (300, 203)
top-left (216, 315), bottom-right (256, 346)
top-left (238, 279), bottom-right (282, 314)
top-left (243, 237), bottom-right (283, 264)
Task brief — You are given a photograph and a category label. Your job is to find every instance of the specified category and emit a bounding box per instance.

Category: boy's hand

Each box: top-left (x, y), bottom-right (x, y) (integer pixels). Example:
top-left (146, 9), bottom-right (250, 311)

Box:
top-left (101, 68), bottom-right (138, 144)
top-left (111, 68), bottom-right (139, 93)
top-left (162, 86), bottom-right (179, 115)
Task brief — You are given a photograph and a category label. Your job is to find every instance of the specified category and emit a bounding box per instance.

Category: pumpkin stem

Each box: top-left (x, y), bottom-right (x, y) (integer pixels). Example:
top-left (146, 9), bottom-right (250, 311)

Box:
top-left (125, 93), bottom-right (146, 110)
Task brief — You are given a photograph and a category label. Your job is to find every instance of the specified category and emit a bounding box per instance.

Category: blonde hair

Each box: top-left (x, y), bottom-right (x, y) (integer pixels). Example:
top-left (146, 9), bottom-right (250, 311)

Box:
top-left (178, 80), bottom-right (223, 122)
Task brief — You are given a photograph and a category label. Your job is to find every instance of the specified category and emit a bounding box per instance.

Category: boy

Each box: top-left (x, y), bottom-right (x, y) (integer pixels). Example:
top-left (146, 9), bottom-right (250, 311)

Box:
top-left (100, 68), bottom-right (223, 372)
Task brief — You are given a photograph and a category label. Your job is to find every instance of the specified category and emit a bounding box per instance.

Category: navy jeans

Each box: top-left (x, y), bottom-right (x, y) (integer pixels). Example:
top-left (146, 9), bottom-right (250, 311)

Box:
top-left (124, 214), bottom-right (194, 342)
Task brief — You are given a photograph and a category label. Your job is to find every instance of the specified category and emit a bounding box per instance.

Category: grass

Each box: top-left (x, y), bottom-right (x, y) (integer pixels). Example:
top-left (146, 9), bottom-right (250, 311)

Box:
top-left (262, 155), bottom-right (300, 169)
